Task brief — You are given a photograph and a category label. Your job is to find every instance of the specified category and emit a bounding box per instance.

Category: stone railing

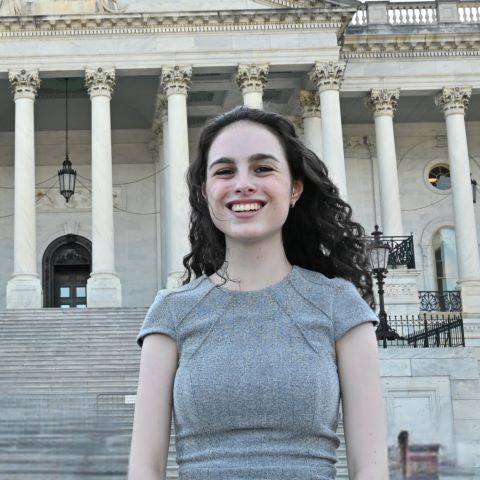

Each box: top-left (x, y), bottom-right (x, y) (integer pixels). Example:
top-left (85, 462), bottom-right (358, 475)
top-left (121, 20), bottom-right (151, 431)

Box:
top-left (350, 0), bottom-right (480, 26)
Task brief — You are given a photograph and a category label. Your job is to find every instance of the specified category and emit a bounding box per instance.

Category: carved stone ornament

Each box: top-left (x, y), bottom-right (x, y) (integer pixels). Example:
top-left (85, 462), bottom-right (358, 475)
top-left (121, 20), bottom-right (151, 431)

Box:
top-left (435, 87), bottom-right (472, 117)
top-left (299, 89), bottom-right (320, 118)
top-left (96, 0), bottom-right (123, 14)
top-left (8, 69), bottom-right (40, 100)
top-left (161, 65), bottom-right (192, 97)
top-left (85, 67), bottom-right (116, 98)
top-left (309, 61), bottom-right (346, 92)
top-left (0, 0), bottom-right (24, 16)
top-left (236, 64), bottom-right (270, 95)
top-left (367, 88), bottom-right (400, 117)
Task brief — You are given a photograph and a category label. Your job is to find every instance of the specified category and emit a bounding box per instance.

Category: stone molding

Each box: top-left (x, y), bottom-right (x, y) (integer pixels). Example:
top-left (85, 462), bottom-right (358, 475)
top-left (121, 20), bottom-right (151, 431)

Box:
top-left (309, 61), bottom-right (346, 92)
top-left (236, 63), bottom-right (270, 95)
top-left (97, 0), bottom-right (123, 14)
top-left (161, 65), bottom-right (192, 97)
top-left (299, 89), bottom-right (320, 118)
top-left (8, 69), bottom-right (40, 100)
top-left (367, 88), bottom-right (400, 117)
top-left (0, 9), bottom-right (345, 38)
top-left (434, 87), bottom-right (472, 116)
top-left (85, 67), bottom-right (115, 98)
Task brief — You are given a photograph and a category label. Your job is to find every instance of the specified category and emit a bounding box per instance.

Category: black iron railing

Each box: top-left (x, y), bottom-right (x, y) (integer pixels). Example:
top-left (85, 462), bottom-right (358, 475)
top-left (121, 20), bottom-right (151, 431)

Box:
top-left (418, 290), bottom-right (462, 312)
top-left (378, 313), bottom-right (464, 348)
top-left (365, 234), bottom-right (415, 269)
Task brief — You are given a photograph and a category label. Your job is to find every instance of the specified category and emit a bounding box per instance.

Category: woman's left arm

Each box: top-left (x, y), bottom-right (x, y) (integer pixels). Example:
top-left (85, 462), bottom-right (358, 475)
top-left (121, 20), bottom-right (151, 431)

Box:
top-left (336, 321), bottom-right (390, 480)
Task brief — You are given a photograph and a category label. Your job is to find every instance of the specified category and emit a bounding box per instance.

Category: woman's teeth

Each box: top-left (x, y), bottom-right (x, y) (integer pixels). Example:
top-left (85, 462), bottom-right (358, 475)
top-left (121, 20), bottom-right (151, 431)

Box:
top-left (231, 202), bottom-right (263, 212)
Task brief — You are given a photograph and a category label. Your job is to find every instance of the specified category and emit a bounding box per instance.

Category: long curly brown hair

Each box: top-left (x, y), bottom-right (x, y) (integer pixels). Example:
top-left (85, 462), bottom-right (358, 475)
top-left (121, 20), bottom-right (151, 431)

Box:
top-left (182, 106), bottom-right (374, 307)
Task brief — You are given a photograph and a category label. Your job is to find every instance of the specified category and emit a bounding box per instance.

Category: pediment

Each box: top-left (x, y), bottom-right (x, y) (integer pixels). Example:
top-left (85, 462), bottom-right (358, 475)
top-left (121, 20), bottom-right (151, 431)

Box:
top-left (0, 0), bottom-right (359, 17)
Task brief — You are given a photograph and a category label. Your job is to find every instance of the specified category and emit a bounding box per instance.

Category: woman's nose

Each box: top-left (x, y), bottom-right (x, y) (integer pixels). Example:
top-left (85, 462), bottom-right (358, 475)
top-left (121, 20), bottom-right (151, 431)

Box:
top-left (234, 171), bottom-right (256, 194)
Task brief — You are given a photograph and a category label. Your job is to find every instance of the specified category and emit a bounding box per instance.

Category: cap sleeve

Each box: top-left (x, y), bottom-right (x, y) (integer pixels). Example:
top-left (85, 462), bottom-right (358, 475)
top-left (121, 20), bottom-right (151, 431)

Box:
top-left (332, 278), bottom-right (379, 343)
top-left (137, 289), bottom-right (176, 348)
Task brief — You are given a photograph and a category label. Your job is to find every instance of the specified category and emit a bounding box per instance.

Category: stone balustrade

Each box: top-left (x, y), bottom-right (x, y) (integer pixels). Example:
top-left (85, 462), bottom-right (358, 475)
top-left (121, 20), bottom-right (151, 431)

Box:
top-left (350, 0), bottom-right (480, 26)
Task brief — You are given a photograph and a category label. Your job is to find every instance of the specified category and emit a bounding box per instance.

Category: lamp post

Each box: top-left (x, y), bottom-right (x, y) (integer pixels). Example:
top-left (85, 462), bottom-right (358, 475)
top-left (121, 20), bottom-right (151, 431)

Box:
top-left (368, 225), bottom-right (401, 348)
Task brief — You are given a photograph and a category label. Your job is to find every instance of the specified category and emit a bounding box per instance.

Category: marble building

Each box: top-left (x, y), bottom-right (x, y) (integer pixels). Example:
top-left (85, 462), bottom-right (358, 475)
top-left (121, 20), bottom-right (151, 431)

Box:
top-left (0, 0), bottom-right (479, 475)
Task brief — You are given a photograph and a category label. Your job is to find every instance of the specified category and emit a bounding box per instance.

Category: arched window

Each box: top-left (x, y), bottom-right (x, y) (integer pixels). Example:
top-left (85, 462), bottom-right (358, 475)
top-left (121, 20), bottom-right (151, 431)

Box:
top-left (432, 227), bottom-right (458, 292)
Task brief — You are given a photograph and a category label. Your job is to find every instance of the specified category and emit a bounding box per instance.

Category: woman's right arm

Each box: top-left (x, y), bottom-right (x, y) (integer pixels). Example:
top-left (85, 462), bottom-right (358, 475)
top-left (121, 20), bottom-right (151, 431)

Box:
top-left (128, 333), bottom-right (179, 480)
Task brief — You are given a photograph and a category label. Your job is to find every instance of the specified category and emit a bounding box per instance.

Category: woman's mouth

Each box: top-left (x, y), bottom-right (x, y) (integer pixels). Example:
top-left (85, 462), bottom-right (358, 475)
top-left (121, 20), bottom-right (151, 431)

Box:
top-left (230, 202), bottom-right (265, 212)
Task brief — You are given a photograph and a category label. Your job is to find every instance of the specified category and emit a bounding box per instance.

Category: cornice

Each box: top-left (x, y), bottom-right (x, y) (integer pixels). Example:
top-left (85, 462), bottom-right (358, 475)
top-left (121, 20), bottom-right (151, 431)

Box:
top-left (342, 32), bottom-right (480, 59)
top-left (0, 9), bottom-right (351, 37)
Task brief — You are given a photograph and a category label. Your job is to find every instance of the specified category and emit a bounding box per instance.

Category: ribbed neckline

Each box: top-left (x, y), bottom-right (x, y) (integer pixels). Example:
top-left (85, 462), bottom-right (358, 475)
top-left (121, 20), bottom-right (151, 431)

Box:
top-left (204, 265), bottom-right (298, 295)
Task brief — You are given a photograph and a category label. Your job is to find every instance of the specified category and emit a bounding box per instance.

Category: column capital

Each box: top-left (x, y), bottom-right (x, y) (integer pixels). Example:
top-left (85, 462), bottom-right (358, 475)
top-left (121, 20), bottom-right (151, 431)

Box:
top-left (367, 88), bottom-right (400, 117)
top-left (435, 87), bottom-right (472, 116)
top-left (299, 89), bottom-right (320, 118)
top-left (309, 61), bottom-right (346, 92)
top-left (8, 69), bottom-right (40, 100)
top-left (85, 67), bottom-right (116, 98)
top-left (161, 65), bottom-right (192, 97)
top-left (236, 63), bottom-right (270, 95)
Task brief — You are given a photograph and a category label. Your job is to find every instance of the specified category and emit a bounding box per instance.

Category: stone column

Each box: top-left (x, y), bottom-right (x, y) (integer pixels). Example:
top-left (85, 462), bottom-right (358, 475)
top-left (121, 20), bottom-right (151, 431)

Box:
top-left (299, 89), bottom-right (322, 160)
top-left (236, 64), bottom-right (269, 110)
top-left (310, 61), bottom-right (348, 199)
top-left (85, 67), bottom-right (122, 307)
top-left (6, 69), bottom-right (42, 309)
top-left (367, 88), bottom-right (404, 236)
top-left (435, 87), bottom-right (480, 313)
top-left (161, 65), bottom-right (192, 287)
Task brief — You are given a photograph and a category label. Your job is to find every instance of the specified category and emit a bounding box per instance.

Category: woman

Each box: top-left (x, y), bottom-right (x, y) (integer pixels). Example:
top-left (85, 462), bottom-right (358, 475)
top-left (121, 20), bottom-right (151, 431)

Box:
top-left (129, 107), bottom-right (389, 480)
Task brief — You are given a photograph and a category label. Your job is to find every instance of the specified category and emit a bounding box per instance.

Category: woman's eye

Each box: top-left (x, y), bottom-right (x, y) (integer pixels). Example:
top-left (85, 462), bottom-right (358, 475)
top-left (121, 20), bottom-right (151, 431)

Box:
top-left (214, 169), bottom-right (234, 176)
top-left (255, 166), bottom-right (273, 173)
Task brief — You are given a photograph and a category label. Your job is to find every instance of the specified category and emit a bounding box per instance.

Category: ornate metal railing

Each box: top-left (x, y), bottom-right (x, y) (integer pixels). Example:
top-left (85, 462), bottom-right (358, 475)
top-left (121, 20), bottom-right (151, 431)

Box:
top-left (418, 290), bottom-right (462, 312)
top-left (379, 313), bottom-right (464, 347)
top-left (350, 0), bottom-right (480, 26)
top-left (365, 234), bottom-right (416, 269)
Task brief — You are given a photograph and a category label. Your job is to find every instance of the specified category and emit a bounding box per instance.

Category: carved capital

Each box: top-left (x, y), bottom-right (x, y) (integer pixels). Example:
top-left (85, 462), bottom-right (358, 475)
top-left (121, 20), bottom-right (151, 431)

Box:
top-left (8, 69), bottom-right (40, 100)
top-left (161, 65), bottom-right (192, 97)
top-left (309, 61), bottom-right (345, 92)
top-left (85, 67), bottom-right (115, 98)
top-left (299, 89), bottom-right (320, 118)
top-left (435, 87), bottom-right (472, 117)
top-left (236, 63), bottom-right (270, 95)
top-left (367, 88), bottom-right (400, 117)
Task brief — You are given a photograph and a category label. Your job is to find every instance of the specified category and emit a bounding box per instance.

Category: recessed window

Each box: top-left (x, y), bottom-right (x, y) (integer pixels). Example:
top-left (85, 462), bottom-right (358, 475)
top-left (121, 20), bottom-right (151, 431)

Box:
top-left (428, 165), bottom-right (451, 190)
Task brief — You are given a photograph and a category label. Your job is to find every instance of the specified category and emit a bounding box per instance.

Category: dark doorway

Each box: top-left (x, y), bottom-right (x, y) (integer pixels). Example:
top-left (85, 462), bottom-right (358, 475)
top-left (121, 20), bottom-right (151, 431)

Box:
top-left (43, 235), bottom-right (92, 308)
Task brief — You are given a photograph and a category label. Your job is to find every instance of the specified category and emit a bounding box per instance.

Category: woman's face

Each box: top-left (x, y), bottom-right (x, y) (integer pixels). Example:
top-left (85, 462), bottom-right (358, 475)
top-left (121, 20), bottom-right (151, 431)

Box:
top-left (204, 120), bottom-right (303, 247)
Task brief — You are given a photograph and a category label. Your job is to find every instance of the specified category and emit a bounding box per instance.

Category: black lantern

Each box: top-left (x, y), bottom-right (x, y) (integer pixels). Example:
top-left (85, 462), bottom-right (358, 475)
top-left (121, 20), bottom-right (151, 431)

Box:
top-left (472, 175), bottom-right (477, 204)
top-left (58, 78), bottom-right (76, 202)
top-left (368, 225), bottom-right (401, 348)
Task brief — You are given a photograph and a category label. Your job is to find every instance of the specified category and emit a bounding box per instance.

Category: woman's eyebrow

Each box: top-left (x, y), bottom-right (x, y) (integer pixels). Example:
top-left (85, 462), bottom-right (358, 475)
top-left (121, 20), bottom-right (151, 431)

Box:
top-left (208, 153), bottom-right (279, 171)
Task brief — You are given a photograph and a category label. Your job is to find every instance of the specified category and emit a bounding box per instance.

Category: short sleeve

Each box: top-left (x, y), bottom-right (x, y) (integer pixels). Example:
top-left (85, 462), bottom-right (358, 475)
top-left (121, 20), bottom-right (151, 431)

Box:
top-left (137, 289), bottom-right (176, 348)
top-left (332, 279), bottom-right (379, 342)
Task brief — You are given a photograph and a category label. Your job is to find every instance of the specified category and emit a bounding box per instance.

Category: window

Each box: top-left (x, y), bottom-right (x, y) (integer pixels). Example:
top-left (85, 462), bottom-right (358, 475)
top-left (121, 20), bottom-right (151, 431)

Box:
top-left (433, 228), bottom-right (458, 292)
top-left (428, 165), bottom-right (451, 190)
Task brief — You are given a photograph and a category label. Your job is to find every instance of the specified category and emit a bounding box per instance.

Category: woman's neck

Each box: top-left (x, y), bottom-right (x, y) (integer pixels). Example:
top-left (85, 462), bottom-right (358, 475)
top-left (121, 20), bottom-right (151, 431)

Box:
top-left (211, 235), bottom-right (292, 291)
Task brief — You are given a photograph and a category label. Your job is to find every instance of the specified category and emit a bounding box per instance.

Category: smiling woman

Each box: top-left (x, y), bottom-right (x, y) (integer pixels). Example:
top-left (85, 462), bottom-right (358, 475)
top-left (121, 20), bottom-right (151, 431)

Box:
top-left (129, 107), bottom-right (389, 480)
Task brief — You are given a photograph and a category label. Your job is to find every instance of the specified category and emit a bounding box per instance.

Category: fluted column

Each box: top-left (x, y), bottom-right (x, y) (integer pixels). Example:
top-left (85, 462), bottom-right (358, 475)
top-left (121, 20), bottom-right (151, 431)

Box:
top-left (85, 67), bottom-right (122, 307)
top-left (161, 65), bottom-right (192, 287)
top-left (435, 87), bottom-right (480, 313)
top-left (367, 88), bottom-right (403, 236)
top-left (299, 90), bottom-right (322, 160)
top-left (236, 64), bottom-right (269, 110)
top-left (6, 69), bottom-right (42, 308)
top-left (310, 61), bottom-right (347, 199)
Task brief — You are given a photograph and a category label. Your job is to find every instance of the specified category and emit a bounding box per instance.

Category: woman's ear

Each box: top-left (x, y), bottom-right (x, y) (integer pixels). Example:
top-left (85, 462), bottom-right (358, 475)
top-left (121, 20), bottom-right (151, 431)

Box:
top-left (201, 182), bottom-right (207, 200)
top-left (291, 180), bottom-right (304, 202)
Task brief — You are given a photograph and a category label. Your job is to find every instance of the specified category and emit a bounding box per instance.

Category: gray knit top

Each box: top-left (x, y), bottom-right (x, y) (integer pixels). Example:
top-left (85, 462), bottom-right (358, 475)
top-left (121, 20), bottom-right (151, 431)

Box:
top-left (137, 265), bottom-right (378, 480)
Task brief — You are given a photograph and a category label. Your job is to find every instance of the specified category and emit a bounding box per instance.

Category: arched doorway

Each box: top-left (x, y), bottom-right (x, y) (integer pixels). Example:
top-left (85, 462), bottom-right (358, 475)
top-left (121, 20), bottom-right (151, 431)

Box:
top-left (433, 227), bottom-right (458, 292)
top-left (43, 235), bottom-right (92, 308)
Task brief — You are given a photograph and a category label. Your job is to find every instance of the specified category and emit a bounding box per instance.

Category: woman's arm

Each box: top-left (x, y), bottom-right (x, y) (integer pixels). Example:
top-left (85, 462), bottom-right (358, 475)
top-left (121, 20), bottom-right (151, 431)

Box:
top-left (128, 333), bottom-right (178, 480)
top-left (336, 322), bottom-right (389, 480)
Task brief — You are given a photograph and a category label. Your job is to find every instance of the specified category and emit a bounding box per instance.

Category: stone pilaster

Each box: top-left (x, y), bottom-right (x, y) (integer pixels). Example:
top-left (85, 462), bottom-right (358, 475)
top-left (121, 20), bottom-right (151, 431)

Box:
top-left (299, 89), bottom-right (322, 160)
top-left (161, 66), bottom-right (192, 287)
top-left (85, 67), bottom-right (122, 307)
top-left (236, 63), bottom-right (269, 110)
top-left (309, 61), bottom-right (347, 199)
top-left (435, 87), bottom-right (480, 314)
top-left (6, 69), bottom-right (42, 309)
top-left (368, 88), bottom-right (403, 237)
